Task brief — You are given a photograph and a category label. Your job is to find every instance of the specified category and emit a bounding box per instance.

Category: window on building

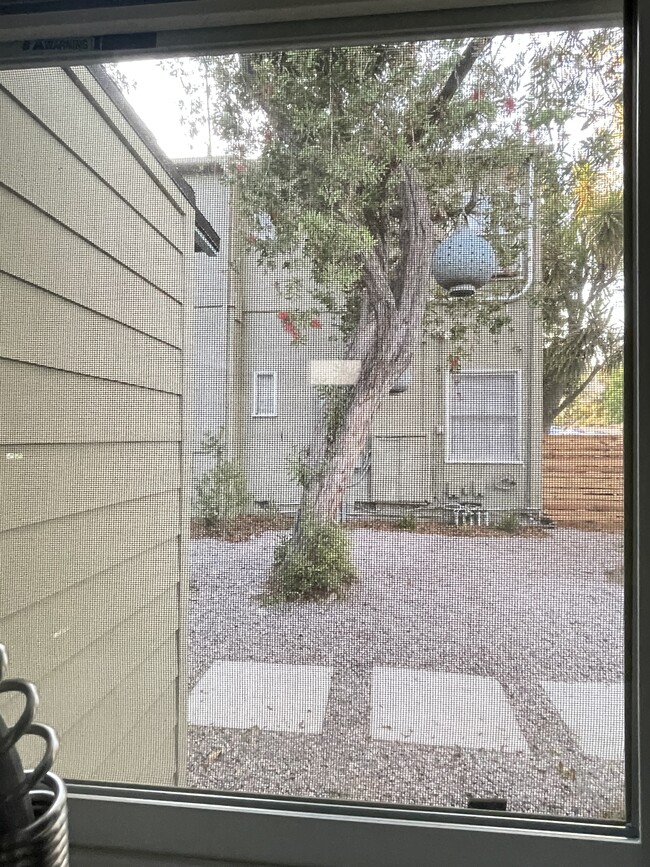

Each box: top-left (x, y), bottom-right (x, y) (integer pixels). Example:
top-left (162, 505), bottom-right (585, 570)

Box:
top-left (447, 371), bottom-right (520, 463)
top-left (253, 370), bottom-right (277, 416)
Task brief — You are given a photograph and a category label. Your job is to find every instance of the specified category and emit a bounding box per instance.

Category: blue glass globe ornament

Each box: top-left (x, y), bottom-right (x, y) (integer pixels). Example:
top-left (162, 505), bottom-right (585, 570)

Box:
top-left (431, 226), bottom-right (498, 297)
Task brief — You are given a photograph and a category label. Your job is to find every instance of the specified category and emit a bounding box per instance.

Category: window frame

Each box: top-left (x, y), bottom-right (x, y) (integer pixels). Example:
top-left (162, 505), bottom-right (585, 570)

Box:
top-left (445, 368), bottom-right (522, 464)
top-left (252, 369), bottom-right (278, 417)
top-left (0, 1), bottom-right (644, 865)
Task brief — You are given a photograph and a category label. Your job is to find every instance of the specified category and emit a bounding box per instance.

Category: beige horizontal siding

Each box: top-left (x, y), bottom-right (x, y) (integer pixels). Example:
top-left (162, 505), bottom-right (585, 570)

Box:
top-left (1, 441), bottom-right (180, 532)
top-left (0, 66), bottom-right (195, 788)
top-left (1, 539), bottom-right (179, 679)
top-left (1, 187), bottom-right (183, 346)
top-left (70, 66), bottom-right (191, 214)
top-left (93, 688), bottom-right (178, 784)
top-left (1, 92), bottom-right (185, 298)
top-left (1, 190), bottom-right (184, 307)
top-left (0, 67), bottom-right (189, 240)
top-left (1, 277), bottom-right (182, 392)
top-left (60, 636), bottom-right (178, 781)
top-left (0, 589), bottom-right (177, 764)
top-left (1, 361), bottom-right (181, 444)
top-left (2, 490), bottom-right (180, 617)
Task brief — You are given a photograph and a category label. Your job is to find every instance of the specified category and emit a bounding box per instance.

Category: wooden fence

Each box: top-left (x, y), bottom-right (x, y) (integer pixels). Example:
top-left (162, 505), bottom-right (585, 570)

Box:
top-left (543, 434), bottom-right (624, 532)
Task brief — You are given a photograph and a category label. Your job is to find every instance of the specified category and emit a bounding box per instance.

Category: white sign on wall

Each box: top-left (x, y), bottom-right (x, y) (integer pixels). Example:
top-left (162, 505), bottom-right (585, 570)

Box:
top-left (310, 359), bottom-right (361, 386)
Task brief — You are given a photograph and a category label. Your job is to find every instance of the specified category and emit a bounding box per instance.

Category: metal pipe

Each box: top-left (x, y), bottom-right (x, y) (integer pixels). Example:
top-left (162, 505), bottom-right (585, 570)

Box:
top-left (486, 158), bottom-right (535, 304)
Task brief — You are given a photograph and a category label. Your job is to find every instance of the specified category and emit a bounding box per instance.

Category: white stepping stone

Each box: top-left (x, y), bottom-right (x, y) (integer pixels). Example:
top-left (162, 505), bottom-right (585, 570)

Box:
top-left (189, 661), bottom-right (333, 734)
top-left (371, 669), bottom-right (528, 752)
top-left (543, 681), bottom-right (624, 761)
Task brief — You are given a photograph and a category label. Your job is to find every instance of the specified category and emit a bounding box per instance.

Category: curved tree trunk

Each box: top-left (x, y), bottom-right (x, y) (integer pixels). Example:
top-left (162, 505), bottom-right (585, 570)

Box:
top-left (292, 167), bottom-right (434, 537)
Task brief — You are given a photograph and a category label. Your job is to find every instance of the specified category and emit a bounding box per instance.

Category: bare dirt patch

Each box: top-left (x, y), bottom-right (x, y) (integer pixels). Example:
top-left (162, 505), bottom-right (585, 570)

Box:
top-left (191, 514), bottom-right (292, 541)
top-left (349, 518), bottom-right (548, 538)
top-left (192, 514), bottom-right (548, 542)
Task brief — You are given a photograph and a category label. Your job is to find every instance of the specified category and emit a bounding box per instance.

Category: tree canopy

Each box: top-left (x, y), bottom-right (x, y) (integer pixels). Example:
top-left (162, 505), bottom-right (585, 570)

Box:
top-left (161, 31), bottom-right (623, 432)
top-left (145, 30), bottom-right (624, 596)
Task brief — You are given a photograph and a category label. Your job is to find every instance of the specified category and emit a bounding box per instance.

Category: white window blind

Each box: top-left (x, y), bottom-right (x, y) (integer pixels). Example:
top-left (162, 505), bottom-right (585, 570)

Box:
top-left (253, 371), bottom-right (277, 416)
top-left (448, 371), bottom-right (520, 462)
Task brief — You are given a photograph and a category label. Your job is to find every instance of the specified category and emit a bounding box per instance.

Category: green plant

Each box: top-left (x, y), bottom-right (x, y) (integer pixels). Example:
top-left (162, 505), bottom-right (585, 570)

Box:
top-left (194, 429), bottom-right (249, 527)
top-left (602, 365), bottom-right (624, 425)
top-left (495, 510), bottom-right (521, 533)
top-left (394, 511), bottom-right (417, 531)
top-left (266, 518), bottom-right (356, 603)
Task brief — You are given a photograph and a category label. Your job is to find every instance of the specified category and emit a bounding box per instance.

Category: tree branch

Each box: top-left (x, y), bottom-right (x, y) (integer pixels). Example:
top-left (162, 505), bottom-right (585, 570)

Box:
top-left (394, 166), bottom-right (434, 314)
top-left (552, 362), bottom-right (604, 420)
top-left (370, 37), bottom-right (491, 233)
top-left (408, 37), bottom-right (492, 146)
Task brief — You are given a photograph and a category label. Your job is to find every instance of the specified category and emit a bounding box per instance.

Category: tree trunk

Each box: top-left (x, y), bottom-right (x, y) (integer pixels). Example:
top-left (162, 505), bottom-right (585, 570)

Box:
top-left (543, 361), bottom-right (605, 431)
top-left (292, 167), bottom-right (434, 536)
top-left (300, 324), bottom-right (401, 526)
top-left (543, 378), bottom-right (565, 431)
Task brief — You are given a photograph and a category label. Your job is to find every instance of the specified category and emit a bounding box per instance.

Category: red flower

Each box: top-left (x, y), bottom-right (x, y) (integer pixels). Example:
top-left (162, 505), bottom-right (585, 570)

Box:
top-left (286, 324), bottom-right (300, 340)
top-left (502, 96), bottom-right (516, 114)
top-left (310, 318), bottom-right (322, 329)
top-left (234, 162), bottom-right (245, 173)
top-left (278, 311), bottom-right (290, 322)
top-left (470, 87), bottom-right (484, 102)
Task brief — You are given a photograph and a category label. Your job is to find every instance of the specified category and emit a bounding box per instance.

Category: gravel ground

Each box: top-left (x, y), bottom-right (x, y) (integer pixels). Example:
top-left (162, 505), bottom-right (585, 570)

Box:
top-left (187, 528), bottom-right (625, 819)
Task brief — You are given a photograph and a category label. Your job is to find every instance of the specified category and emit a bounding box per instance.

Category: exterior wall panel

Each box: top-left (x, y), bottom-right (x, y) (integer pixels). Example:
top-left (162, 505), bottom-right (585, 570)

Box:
top-left (0, 279), bottom-right (182, 392)
top-left (0, 68), bottom-right (189, 241)
top-left (178, 161), bottom-right (543, 517)
top-left (1, 187), bottom-right (183, 345)
top-left (0, 66), bottom-right (194, 786)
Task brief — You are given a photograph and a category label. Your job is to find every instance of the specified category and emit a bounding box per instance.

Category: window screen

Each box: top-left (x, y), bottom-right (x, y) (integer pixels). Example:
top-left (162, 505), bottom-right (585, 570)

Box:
top-left (0, 25), bottom-right (626, 828)
top-left (448, 371), bottom-right (520, 462)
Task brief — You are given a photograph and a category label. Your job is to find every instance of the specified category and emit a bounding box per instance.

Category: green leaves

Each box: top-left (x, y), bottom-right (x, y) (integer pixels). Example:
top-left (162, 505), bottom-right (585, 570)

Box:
top-left (194, 429), bottom-right (250, 526)
top-left (157, 28), bottom-right (623, 429)
top-left (267, 518), bottom-right (356, 602)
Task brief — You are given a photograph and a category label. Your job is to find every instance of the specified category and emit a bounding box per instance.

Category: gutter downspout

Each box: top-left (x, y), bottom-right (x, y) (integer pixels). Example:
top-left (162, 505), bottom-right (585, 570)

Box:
top-left (487, 158), bottom-right (535, 304)
top-left (486, 157), bottom-right (538, 517)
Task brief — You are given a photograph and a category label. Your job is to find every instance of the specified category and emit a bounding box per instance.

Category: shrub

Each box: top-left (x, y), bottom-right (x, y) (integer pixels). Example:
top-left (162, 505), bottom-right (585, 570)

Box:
top-left (194, 429), bottom-right (249, 528)
top-left (267, 519), bottom-right (356, 603)
top-left (495, 510), bottom-right (521, 533)
top-left (394, 511), bottom-right (417, 531)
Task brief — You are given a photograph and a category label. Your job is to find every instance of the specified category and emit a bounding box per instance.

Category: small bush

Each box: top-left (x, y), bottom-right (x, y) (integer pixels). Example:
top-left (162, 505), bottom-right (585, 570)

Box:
top-left (495, 510), bottom-right (521, 533)
top-left (394, 511), bottom-right (417, 531)
top-left (194, 429), bottom-right (249, 528)
top-left (267, 519), bottom-right (357, 602)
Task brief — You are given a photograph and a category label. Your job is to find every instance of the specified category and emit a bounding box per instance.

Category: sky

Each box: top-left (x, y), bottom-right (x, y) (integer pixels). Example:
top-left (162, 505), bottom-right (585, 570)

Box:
top-left (117, 59), bottom-right (213, 158)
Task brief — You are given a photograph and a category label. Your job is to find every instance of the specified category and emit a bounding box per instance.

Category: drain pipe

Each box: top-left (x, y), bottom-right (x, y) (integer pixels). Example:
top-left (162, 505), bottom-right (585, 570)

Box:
top-left (491, 157), bottom-right (538, 520)
top-left (487, 159), bottom-right (535, 305)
